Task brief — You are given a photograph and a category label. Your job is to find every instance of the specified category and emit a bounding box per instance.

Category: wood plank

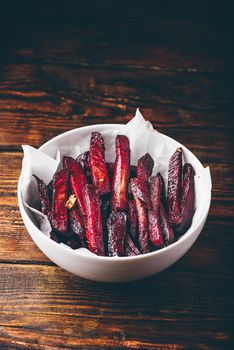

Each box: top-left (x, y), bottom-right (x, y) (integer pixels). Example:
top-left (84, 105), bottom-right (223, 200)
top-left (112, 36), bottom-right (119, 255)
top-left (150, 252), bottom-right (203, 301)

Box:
top-left (0, 262), bottom-right (233, 349)
top-left (1, 20), bottom-right (232, 72)
top-left (0, 65), bottom-right (233, 149)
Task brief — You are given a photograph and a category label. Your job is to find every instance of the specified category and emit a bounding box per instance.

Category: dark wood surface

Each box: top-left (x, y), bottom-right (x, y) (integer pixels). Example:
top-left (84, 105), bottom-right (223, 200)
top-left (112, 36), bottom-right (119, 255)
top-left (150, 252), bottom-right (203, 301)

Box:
top-left (0, 2), bottom-right (233, 349)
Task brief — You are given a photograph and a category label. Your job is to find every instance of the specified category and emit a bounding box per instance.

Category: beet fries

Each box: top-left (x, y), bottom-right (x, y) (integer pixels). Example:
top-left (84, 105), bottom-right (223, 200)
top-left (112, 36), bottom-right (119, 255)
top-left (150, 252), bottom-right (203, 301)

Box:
top-left (69, 206), bottom-right (86, 247)
top-left (167, 148), bottom-right (183, 226)
top-left (83, 184), bottom-right (105, 256)
top-left (33, 175), bottom-right (51, 217)
top-left (63, 156), bottom-right (88, 218)
top-left (90, 132), bottom-right (110, 194)
top-left (51, 168), bottom-right (69, 234)
top-left (34, 130), bottom-right (196, 257)
top-left (131, 185), bottom-right (150, 254)
top-left (107, 211), bottom-right (127, 256)
top-left (111, 135), bottom-right (130, 211)
top-left (148, 175), bottom-right (164, 249)
top-left (125, 233), bottom-right (140, 256)
top-left (137, 153), bottom-right (154, 182)
top-left (174, 163), bottom-right (195, 236)
top-left (128, 199), bottom-right (138, 241)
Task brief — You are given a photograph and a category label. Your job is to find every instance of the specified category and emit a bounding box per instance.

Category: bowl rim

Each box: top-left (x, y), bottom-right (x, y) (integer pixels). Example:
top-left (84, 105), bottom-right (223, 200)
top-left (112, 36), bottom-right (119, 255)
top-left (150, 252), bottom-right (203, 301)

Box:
top-left (18, 123), bottom-right (212, 262)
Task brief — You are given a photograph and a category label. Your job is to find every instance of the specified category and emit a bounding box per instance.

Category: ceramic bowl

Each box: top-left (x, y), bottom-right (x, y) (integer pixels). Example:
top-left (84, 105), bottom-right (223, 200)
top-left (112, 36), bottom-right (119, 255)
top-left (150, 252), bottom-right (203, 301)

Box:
top-left (18, 124), bottom-right (211, 282)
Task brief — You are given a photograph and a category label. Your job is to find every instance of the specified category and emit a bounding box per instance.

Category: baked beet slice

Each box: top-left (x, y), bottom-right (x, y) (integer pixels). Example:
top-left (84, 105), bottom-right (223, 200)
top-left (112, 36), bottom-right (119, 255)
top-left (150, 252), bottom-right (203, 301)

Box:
top-left (137, 152), bottom-right (154, 182)
top-left (33, 175), bottom-right (51, 218)
top-left (107, 211), bottom-right (127, 256)
top-left (167, 148), bottom-right (183, 226)
top-left (89, 132), bottom-right (110, 194)
top-left (51, 168), bottom-right (69, 234)
top-left (174, 163), bottom-right (195, 236)
top-left (111, 135), bottom-right (130, 210)
top-left (63, 156), bottom-right (88, 218)
top-left (83, 184), bottom-right (104, 256)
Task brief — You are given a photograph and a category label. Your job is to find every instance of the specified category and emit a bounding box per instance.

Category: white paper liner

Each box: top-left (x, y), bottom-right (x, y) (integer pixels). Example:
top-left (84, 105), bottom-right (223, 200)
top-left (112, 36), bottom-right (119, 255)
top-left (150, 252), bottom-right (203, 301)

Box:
top-left (20, 109), bottom-right (212, 254)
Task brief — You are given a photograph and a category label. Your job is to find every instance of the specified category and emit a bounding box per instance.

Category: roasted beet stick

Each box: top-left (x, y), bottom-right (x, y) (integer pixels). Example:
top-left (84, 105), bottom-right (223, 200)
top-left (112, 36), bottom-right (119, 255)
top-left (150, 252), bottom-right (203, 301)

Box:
top-left (148, 175), bottom-right (165, 249)
top-left (83, 184), bottom-right (105, 256)
top-left (167, 148), bottom-right (183, 226)
top-left (89, 132), bottom-right (110, 194)
top-left (69, 206), bottom-right (86, 247)
top-left (125, 233), bottom-right (140, 256)
top-left (128, 199), bottom-right (138, 241)
top-left (174, 163), bottom-right (195, 236)
top-left (130, 178), bottom-right (151, 209)
top-left (101, 195), bottom-right (111, 255)
top-left (107, 211), bottom-right (127, 256)
top-left (137, 152), bottom-right (154, 182)
top-left (131, 182), bottom-right (150, 254)
top-left (159, 202), bottom-right (175, 245)
top-left (63, 156), bottom-right (88, 218)
top-left (51, 168), bottom-right (69, 234)
top-left (111, 135), bottom-right (130, 210)
top-left (33, 175), bottom-right (51, 217)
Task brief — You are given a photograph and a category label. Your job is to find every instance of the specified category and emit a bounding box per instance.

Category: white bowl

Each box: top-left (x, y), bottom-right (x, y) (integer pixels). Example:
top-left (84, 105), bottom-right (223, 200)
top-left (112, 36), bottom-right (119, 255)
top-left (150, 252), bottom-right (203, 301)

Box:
top-left (18, 124), bottom-right (211, 282)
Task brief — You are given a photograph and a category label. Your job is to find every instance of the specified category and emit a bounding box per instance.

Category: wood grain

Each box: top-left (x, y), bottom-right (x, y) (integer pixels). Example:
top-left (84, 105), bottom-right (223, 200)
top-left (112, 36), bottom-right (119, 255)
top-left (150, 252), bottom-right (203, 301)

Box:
top-left (0, 262), bottom-right (233, 349)
top-left (1, 22), bottom-right (233, 72)
top-left (0, 64), bottom-right (233, 150)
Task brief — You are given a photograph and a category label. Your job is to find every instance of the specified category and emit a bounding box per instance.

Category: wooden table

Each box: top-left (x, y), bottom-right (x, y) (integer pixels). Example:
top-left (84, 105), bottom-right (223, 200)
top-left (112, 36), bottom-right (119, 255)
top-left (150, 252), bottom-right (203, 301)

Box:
top-left (0, 2), bottom-right (233, 349)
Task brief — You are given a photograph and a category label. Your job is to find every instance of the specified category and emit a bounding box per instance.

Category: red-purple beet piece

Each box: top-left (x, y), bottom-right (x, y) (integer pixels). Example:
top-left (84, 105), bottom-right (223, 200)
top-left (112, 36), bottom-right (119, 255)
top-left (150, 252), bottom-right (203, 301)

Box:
top-left (51, 168), bottom-right (69, 234)
top-left (69, 206), bottom-right (86, 247)
top-left (167, 148), bottom-right (183, 226)
top-left (76, 151), bottom-right (90, 171)
top-left (159, 202), bottom-right (175, 245)
top-left (148, 210), bottom-right (165, 249)
top-left (83, 184), bottom-right (105, 256)
top-left (157, 172), bottom-right (167, 211)
top-left (64, 156), bottom-right (88, 218)
top-left (148, 174), bottom-right (165, 248)
top-left (89, 132), bottom-right (110, 195)
top-left (125, 233), bottom-right (140, 256)
top-left (131, 189), bottom-right (150, 254)
top-left (107, 211), bottom-right (127, 257)
top-left (33, 175), bottom-right (51, 217)
top-left (107, 162), bottom-right (136, 181)
top-left (149, 175), bottom-right (161, 213)
top-left (130, 178), bottom-right (151, 209)
top-left (101, 195), bottom-right (111, 256)
top-left (174, 163), bottom-right (195, 236)
top-left (111, 135), bottom-right (130, 211)
top-left (137, 153), bottom-right (154, 182)
top-left (128, 199), bottom-right (138, 241)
